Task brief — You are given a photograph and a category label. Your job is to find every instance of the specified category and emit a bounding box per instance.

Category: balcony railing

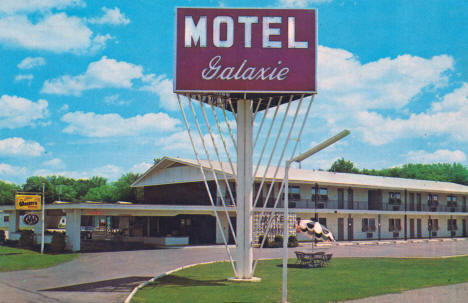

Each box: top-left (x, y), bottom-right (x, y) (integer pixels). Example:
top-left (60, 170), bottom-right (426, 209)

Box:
top-left (216, 196), bottom-right (467, 213)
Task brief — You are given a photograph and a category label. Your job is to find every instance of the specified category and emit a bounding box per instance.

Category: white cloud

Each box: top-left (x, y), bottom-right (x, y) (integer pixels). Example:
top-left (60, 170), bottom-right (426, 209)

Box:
top-left (43, 158), bottom-right (65, 169)
top-left (0, 137), bottom-right (45, 157)
top-left (0, 13), bottom-right (109, 54)
top-left (17, 56), bottom-right (46, 69)
top-left (104, 94), bottom-right (130, 106)
top-left (130, 162), bottom-right (152, 174)
top-left (34, 164), bottom-right (123, 181)
top-left (355, 83), bottom-right (468, 145)
top-left (14, 74), bottom-right (33, 83)
top-left (61, 111), bottom-right (180, 137)
top-left (0, 95), bottom-right (48, 129)
top-left (89, 7), bottom-right (130, 25)
top-left (0, 163), bottom-right (27, 177)
top-left (317, 46), bottom-right (453, 110)
top-left (0, 0), bottom-right (84, 14)
top-left (277, 0), bottom-right (331, 8)
top-left (158, 130), bottom-right (232, 158)
top-left (42, 56), bottom-right (143, 95)
top-left (311, 46), bottom-right (456, 145)
top-left (141, 74), bottom-right (179, 111)
top-left (406, 149), bottom-right (466, 164)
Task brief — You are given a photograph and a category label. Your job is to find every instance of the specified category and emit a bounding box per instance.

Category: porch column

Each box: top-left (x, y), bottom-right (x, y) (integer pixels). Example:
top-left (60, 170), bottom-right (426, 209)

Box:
top-left (7, 210), bottom-right (19, 234)
top-left (66, 209), bottom-right (81, 251)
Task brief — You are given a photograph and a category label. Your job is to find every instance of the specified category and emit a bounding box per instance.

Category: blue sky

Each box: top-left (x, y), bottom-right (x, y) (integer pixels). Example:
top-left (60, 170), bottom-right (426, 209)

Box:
top-left (0, 0), bottom-right (467, 184)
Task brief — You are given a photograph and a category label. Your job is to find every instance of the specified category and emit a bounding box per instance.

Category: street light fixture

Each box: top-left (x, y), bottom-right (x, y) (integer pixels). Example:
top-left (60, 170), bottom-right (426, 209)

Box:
top-left (282, 129), bottom-right (350, 303)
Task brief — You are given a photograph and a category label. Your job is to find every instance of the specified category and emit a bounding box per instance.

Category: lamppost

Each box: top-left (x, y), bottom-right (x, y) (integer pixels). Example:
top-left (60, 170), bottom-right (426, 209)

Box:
top-left (282, 129), bottom-right (350, 303)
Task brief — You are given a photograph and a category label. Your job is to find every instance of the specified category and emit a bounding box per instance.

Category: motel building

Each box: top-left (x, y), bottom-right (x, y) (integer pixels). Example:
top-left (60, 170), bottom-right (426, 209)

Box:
top-left (1, 156), bottom-right (468, 251)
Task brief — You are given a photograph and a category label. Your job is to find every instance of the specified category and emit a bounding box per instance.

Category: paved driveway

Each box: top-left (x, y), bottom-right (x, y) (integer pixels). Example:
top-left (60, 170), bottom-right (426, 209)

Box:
top-left (1, 239), bottom-right (468, 303)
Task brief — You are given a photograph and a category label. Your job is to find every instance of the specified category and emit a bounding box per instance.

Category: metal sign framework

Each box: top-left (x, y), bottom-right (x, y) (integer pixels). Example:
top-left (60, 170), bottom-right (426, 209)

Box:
top-left (176, 93), bottom-right (314, 279)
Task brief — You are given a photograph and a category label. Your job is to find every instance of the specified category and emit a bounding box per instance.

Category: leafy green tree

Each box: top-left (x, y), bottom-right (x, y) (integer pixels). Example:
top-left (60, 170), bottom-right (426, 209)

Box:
top-left (83, 185), bottom-right (118, 202)
top-left (113, 173), bottom-right (141, 202)
top-left (0, 180), bottom-right (20, 205)
top-left (329, 158), bottom-right (360, 173)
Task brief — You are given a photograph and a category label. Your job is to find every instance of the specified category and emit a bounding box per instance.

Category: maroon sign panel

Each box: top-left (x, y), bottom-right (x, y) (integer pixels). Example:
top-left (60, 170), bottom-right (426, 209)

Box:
top-left (175, 8), bottom-right (316, 94)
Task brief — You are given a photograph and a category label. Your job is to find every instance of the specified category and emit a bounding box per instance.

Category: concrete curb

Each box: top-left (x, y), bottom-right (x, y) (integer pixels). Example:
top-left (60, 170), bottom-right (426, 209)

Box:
top-left (123, 260), bottom-right (225, 303)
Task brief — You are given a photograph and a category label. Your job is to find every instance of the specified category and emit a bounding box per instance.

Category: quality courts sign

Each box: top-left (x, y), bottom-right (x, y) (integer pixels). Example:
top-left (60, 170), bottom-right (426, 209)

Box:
top-left (15, 194), bottom-right (42, 210)
top-left (175, 8), bottom-right (316, 94)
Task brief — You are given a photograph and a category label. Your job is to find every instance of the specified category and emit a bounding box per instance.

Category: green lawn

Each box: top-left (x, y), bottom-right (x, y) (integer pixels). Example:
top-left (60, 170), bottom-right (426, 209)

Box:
top-left (133, 256), bottom-right (468, 303)
top-left (0, 245), bottom-right (79, 272)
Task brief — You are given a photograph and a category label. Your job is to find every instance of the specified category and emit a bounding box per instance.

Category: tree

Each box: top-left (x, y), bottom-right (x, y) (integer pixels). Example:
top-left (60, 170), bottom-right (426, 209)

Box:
top-left (83, 185), bottom-right (117, 202)
top-left (329, 158), bottom-right (360, 173)
top-left (113, 173), bottom-right (141, 202)
top-left (0, 180), bottom-right (20, 205)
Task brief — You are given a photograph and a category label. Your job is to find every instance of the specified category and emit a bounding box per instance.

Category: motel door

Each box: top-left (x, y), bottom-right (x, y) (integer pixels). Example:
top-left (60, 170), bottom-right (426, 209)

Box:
top-left (409, 193), bottom-right (415, 211)
top-left (347, 189), bottom-right (354, 209)
top-left (338, 189), bottom-right (344, 209)
top-left (337, 218), bottom-right (344, 241)
top-left (417, 219), bottom-right (422, 238)
top-left (347, 217), bottom-right (354, 241)
top-left (409, 219), bottom-right (415, 239)
top-left (416, 194), bottom-right (422, 211)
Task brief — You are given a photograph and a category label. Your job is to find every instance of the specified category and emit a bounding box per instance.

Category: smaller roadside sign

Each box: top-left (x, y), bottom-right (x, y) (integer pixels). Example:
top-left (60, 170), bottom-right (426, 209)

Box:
top-left (23, 214), bottom-right (40, 225)
top-left (15, 195), bottom-right (42, 210)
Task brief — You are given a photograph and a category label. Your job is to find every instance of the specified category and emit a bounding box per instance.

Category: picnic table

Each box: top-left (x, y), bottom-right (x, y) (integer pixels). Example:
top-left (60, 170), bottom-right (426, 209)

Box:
top-left (295, 251), bottom-right (332, 268)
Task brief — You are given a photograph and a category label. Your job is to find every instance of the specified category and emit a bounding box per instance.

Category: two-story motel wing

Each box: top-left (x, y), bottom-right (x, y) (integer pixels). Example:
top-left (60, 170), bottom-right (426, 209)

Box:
top-left (1, 156), bottom-right (467, 251)
top-left (132, 157), bottom-right (468, 242)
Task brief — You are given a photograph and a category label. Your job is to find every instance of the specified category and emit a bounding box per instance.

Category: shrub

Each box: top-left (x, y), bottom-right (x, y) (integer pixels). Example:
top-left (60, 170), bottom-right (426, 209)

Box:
top-left (19, 230), bottom-right (34, 248)
top-left (288, 235), bottom-right (299, 248)
top-left (0, 230), bottom-right (5, 244)
top-left (258, 234), bottom-right (270, 248)
top-left (269, 235), bottom-right (283, 248)
top-left (50, 232), bottom-right (66, 253)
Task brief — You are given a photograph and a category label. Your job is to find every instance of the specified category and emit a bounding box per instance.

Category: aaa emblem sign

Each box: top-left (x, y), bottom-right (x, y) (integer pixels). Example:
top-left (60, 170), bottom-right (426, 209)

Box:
top-left (15, 195), bottom-right (42, 210)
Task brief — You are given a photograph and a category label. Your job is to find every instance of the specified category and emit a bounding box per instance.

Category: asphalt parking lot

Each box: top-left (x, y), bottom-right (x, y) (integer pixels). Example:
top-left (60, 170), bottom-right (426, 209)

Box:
top-left (1, 239), bottom-right (468, 303)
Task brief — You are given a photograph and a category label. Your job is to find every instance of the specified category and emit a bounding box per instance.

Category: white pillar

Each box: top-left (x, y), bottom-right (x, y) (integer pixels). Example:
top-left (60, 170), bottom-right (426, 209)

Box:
top-left (66, 209), bottom-right (81, 251)
top-left (236, 99), bottom-right (254, 279)
top-left (216, 213), bottom-right (230, 244)
top-left (7, 211), bottom-right (19, 234)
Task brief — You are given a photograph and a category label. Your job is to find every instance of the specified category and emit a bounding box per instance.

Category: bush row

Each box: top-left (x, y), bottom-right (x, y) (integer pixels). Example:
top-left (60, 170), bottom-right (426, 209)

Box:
top-left (258, 234), bottom-right (299, 248)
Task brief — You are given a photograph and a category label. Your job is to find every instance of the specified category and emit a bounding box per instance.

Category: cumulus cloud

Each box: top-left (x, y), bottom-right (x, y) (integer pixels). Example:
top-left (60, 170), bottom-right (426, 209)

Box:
top-left (34, 164), bottom-right (123, 181)
top-left (0, 13), bottom-right (110, 54)
top-left (43, 158), bottom-right (65, 169)
top-left (0, 137), bottom-right (45, 157)
top-left (0, 0), bottom-right (84, 14)
top-left (405, 149), bottom-right (466, 164)
top-left (104, 94), bottom-right (130, 106)
top-left (17, 56), bottom-right (46, 69)
top-left (61, 111), bottom-right (180, 137)
top-left (89, 7), bottom-right (130, 25)
top-left (42, 56), bottom-right (143, 95)
top-left (130, 162), bottom-right (152, 174)
top-left (0, 95), bottom-right (48, 129)
top-left (0, 163), bottom-right (27, 177)
top-left (141, 74), bottom-right (179, 111)
top-left (14, 74), bottom-right (33, 83)
top-left (311, 46), bottom-right (456, 145)
top-left (355, 83), bottom-right (468, 145)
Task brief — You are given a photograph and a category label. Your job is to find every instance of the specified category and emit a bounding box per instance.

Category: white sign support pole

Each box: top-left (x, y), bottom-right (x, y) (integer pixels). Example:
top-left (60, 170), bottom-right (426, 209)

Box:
top-left (41, 183), bottom-right (45, 254)
top-left (282, 160), bottom-right (291, 303)
top-left (236, 99), bottom-right (254, 279)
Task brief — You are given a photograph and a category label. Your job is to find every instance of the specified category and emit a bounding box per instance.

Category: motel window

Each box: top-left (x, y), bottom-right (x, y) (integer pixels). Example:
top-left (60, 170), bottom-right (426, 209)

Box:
top-left (362, 218), bottom-right (376, 232)
top-left (448, 219), bottom-right (458, 231)
top-left (4, 216), bottom-right (9, 223)
top-left (312, 187), bottom-right (328, 201)
top-left (448, 195), bottom-right (457, 202)
top-left (288, 185), bottom-right (300, 200)
top-left (389, 192), bottom-right (401, 199)
top-left (428, 194), bottom-right (438, 201)
top-left (389, 218), bottom-right (401, 232)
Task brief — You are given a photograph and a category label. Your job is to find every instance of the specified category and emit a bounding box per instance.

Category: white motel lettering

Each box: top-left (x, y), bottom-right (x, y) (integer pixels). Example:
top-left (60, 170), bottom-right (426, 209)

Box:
top-left (202, 55), bottom-right (290, 81)
top-left (184, 15), bottom-right (309, 49)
